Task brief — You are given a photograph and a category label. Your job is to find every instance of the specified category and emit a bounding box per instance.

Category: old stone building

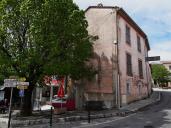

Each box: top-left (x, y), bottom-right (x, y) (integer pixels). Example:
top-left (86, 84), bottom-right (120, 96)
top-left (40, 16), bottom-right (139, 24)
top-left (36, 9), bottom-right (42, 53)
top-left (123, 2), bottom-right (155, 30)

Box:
top-left (76, 5), bottom-right (152, 109)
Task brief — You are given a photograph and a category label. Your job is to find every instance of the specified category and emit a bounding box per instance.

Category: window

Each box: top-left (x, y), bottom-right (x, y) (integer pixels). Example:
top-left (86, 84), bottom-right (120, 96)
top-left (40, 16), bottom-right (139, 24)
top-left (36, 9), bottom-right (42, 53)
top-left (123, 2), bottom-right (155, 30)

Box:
top-left (138, 59), bottom-right (143, 79)
top-left (137, 81), bottom-right (143, 95)
top-left (138, 84), bottom-right (141, 95)
top-left (137, 35), bottom-right (141, 52)
top-left (126, 53), bottom-right (132, 76)
top-left (126, 80), bottom-right (131, 95)
top-left (126, 25), bottom-right (131, 45)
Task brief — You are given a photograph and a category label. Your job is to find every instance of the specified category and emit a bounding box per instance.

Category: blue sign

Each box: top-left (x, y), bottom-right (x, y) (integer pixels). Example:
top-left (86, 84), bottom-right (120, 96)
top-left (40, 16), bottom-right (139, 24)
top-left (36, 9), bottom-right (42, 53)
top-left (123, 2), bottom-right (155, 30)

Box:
top-left (19, 90), bottom-right (24, 97)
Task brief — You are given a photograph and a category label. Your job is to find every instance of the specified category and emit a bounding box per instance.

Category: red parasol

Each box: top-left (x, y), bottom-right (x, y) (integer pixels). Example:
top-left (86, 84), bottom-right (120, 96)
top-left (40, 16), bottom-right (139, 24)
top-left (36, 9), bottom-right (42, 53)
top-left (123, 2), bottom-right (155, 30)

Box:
top-left (57, 81), bottom-right (65, 98)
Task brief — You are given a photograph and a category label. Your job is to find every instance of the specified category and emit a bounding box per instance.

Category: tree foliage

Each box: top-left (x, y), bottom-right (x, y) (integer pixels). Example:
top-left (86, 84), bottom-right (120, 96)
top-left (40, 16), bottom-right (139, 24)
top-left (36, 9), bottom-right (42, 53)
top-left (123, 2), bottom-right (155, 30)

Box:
top-left (0, 0), bottom-right (94, 115)
top-left (152, 64), bottom-right (171, 85)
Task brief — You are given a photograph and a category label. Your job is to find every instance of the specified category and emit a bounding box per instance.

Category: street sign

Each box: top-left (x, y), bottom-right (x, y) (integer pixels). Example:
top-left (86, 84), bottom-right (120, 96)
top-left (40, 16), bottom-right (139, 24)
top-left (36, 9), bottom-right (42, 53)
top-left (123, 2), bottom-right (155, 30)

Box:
top-left (17, 82), bottom-right (29, 86)
top-left (146, 56), bottom-right (160, 61)
top-left (17, 85), bottom-right (28, 90)
top-left (19, 77), bottom-right (26, 82)
top-left (19, 90), bottom-right (24, 97)
top-left (4, 79), bottom-right (17, 87)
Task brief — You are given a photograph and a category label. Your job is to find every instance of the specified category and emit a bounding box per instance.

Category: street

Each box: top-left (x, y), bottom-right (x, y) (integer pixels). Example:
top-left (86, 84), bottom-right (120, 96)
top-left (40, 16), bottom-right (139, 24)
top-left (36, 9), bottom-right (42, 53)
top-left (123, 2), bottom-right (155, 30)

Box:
top-left (76, 90), bottom-right (171, 128)
top-left (73, 90), bottom-right (171, 128)
top-left (20, 90), bottom-right (171, 128)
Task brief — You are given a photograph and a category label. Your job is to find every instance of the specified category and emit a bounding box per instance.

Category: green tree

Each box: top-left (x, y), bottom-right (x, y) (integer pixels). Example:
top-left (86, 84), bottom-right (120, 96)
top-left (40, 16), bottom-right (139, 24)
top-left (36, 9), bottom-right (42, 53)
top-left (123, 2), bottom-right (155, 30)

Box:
top-left (0, 0), bottom-right (94, 115)
top-left (152, 64), bottom-right (171, 86)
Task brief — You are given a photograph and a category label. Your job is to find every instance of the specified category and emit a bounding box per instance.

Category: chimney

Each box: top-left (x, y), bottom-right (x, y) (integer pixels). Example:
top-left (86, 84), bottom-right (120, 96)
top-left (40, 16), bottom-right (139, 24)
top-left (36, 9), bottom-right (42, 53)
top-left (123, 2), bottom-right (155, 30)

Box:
top-left (97, 3), bottom-right (103, 7)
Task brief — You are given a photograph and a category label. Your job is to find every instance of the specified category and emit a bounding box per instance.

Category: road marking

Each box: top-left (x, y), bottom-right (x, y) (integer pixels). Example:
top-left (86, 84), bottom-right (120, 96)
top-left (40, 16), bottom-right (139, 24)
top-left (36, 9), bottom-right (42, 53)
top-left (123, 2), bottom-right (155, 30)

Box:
top-left (72, 113), bottom-right (136, 128)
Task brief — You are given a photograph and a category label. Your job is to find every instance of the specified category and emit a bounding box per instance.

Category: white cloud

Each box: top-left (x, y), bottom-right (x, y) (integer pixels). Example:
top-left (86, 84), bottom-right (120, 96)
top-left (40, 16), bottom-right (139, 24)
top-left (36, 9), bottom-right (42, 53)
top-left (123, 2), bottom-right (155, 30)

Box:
top-left (74, 0), bottom-right (171, 61)
top-left (153, 41), bottom-right (171, 51)
top-left (149, 41), bottom-right (171, 61)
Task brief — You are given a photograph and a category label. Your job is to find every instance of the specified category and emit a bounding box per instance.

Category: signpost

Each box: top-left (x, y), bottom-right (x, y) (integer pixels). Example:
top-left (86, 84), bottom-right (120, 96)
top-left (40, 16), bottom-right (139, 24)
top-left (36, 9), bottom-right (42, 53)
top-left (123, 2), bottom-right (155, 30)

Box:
top-left (16, 80), bottom-right (29, 118)
top-left (4, 79), bottom-right (17, 128)
top-left (3, 78), bottom-right (29, 128)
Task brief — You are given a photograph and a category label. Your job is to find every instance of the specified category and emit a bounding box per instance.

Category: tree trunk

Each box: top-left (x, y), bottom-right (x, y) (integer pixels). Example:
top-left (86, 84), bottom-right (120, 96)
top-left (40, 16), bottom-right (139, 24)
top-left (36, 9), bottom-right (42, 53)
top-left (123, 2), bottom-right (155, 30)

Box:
top-left (21, 85), bottom-right (34, 116)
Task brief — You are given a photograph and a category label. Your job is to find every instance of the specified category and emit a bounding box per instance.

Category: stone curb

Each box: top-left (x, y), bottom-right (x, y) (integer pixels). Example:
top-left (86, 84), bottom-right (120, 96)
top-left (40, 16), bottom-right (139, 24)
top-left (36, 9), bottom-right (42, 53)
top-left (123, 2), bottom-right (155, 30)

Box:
top-left (11, 112), bottom-right (118, 127)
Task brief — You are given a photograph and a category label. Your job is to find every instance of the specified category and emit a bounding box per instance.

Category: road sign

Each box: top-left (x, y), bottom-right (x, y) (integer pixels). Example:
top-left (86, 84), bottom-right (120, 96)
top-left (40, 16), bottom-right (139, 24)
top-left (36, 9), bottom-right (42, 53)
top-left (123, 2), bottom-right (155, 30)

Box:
top-left (19, 90), bottom-right (24, 97)
top-left (17, 82), bottom-right (29, 86)
top-left (4, 79), bottom-right (17, 87)
top-left (17, 85), bottom-right (28, 90)
top-left (19, 77), bottom-right (26, 82)
top-left (146, 56), bottom-right (160, 61)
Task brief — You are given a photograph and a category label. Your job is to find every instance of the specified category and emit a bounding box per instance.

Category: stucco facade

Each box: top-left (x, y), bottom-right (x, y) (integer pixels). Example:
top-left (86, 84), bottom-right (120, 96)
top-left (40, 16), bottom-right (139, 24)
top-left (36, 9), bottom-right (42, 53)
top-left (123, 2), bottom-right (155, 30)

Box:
top-left (117, 13), bottom-right (152, 105)
top-left (76, 5), bottom-right (152, 109)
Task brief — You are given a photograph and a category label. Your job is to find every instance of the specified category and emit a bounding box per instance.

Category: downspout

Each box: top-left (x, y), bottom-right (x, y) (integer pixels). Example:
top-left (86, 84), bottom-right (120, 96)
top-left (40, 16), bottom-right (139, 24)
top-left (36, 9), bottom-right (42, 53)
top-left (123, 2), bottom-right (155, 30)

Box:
top-left (112, 7), bottom-right (121, 109)
top-left (116, 8), bottom-right (121, 109)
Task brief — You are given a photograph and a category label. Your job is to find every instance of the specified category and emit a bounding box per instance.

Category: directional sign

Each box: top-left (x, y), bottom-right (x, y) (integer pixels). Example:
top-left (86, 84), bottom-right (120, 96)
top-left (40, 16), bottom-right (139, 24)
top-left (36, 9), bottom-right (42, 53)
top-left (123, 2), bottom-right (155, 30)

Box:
top-left (17, 85), bottom-right (28, 90)
top-left (146, 56), bottom-right (160, 61)
top-left (17, 82), bottom-right (29, 86)
top-left (4, 79), bottom-right (17, 87)
top-left (19, 77), bottom-right (26, 82)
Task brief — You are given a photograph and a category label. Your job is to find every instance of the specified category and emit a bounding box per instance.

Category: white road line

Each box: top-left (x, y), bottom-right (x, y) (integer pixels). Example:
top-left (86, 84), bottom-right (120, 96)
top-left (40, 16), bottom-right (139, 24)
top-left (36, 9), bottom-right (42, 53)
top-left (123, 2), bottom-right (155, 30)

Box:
top-left (72, 113), bottom-right (136, 128)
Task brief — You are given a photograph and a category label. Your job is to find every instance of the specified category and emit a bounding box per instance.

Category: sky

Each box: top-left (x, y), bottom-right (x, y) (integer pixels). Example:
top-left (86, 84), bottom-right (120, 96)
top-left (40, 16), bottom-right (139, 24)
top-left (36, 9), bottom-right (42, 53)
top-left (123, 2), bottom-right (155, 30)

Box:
top-left (73, 0), bottom-right (171, 61)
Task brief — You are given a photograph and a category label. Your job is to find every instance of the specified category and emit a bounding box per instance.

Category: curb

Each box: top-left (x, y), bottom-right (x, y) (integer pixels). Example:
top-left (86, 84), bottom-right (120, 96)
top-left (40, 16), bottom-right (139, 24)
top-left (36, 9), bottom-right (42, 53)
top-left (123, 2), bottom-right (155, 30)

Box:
top-left (11, 112), bottom-right (118, 127)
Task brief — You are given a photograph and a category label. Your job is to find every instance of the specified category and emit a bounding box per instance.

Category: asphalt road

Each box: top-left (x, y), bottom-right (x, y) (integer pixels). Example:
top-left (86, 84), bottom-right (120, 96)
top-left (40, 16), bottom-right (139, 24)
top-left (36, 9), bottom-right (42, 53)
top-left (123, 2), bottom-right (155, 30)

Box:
top-left (75, 91), bottom-right (171, 128)
top-left (21, 90), bottom-right (171, 128)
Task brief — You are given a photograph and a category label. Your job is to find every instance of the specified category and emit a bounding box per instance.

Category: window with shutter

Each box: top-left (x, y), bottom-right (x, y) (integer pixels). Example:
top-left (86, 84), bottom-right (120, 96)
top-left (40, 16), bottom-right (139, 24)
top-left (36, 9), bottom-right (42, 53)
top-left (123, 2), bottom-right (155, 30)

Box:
top-left (138, 59), bottom-right (143, 79)
top-left (126, 25), bottom-right (131, 45)
top-left (126, 53), bottom-right (132, 76)
top-left (137, 35), bottom-right (141, 52)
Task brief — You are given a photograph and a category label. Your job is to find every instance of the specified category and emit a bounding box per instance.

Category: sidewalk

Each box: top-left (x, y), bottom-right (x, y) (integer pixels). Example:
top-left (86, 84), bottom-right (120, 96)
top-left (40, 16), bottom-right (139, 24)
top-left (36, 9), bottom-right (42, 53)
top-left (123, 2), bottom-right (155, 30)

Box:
top-left (119, 91), bottom-right (160, 115)
top-left (0, 91), bottom-right (160, 127)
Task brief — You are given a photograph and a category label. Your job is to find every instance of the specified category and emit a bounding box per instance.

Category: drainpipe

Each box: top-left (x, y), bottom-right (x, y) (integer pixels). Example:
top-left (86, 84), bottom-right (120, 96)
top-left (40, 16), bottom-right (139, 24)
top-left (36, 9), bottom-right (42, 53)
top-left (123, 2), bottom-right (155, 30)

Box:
top-left (116, 8), bottom-right (121, 109)
top-left (112, 7), bottom-right (121, 109)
